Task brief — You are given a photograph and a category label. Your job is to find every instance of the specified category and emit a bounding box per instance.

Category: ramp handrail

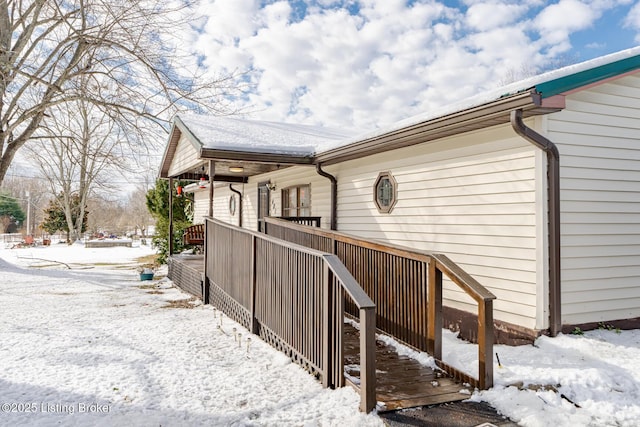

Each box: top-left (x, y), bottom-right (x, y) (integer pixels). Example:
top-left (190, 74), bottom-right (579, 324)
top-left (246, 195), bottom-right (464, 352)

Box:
top-left (265, 216), bottom-right (495, 389)
top-left (204, 217), bottom-right (377, 412)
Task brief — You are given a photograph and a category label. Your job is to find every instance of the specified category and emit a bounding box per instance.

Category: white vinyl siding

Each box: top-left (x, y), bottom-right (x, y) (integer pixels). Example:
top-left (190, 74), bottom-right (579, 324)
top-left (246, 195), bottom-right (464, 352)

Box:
top-left (211, 185), bottom-right (240, 226)
top-left (193, 184), bottom-right (245, 227)
top-left (245, 166), bottom-right (333, 230)
top-left (548, 73), bottom-right (640, 325)
top-left (192, 189), bottom-right (209, 224)
top-left (333, 126), bottom-right (540, 328)
top-left (168, 133), bottom-right (201, 177)
top-left (197, 167), bottom-right (330, 232)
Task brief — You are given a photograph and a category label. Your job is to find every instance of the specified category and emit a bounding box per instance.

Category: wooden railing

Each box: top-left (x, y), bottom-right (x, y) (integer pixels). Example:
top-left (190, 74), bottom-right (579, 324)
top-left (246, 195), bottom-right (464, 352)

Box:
top-left (205, 218), bottom-right (377, 412)
top-left (278, 216), bottom-right (322, 227)
top-left (264, 217), bottom-right (496, 389)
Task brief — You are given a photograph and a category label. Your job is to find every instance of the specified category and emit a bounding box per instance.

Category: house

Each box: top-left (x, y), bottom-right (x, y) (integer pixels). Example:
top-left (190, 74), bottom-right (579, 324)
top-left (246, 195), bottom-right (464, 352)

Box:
top-left (160, 46), bottom-right (640, 349)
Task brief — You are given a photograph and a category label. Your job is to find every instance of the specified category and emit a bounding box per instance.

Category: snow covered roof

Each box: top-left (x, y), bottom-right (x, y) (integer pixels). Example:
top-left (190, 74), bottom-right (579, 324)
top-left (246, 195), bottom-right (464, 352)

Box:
top-left (175, 114), bottom-right (357, 157)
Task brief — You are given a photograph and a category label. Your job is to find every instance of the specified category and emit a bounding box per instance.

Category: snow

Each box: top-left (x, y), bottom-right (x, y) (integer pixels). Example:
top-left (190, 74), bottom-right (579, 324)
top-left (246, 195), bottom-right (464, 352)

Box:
top-left (2, 242), bottom-right (640, 426)
top-left (442, 327), bottom-right (640, 427)
top-left (176, 114), bottom-right (356, 156)
top-left (0, 243), bottom-right (380, 426)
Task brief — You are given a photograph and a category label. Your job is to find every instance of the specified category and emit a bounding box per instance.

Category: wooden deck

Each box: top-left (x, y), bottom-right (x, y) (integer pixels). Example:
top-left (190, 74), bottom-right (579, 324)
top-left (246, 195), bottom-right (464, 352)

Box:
top-left (168, 254), bottom-right (205, 298)
top-left (85, 239), bottom-right (132, 248)
top-left (344, 323), bottom-right (471, 412)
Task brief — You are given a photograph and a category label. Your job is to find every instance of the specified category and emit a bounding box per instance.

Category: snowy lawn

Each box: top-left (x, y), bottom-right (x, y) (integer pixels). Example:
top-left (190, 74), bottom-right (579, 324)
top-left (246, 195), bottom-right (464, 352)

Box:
top-left (442, 320), bottom-right (640, 427)
top-left (1, 242), bottom-right (640, 426)
top-left (0, 243), bottom-right (381, 426)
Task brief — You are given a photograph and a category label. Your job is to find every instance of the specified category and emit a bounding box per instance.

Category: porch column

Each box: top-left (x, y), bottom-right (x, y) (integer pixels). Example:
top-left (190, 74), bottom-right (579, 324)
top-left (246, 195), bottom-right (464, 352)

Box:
top-left (168, 177), bottom-right (174, 256)
top-left (208, 161), bottom-right (215, 217)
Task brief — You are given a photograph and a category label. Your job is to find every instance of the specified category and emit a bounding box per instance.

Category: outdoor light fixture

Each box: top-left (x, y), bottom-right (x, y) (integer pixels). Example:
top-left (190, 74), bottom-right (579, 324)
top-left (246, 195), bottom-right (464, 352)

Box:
top-left (199, 177), bottom-right (207, 188)
top-left (229, 166), bottom-right (244, 173)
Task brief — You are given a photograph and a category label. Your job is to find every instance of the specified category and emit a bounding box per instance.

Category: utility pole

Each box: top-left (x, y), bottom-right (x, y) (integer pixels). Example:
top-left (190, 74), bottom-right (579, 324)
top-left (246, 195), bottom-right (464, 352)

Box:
top-left (26, 191), bottom-right (31, 236)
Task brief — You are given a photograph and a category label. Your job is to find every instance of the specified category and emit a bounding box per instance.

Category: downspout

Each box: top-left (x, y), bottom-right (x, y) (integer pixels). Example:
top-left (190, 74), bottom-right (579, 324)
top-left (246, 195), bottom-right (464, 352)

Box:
top-left (511, 109), bottom-right (561, 337)
top-left (229, 184), bottom-right (243, 228)
top-left (315, 163), bottom-right (337, 230)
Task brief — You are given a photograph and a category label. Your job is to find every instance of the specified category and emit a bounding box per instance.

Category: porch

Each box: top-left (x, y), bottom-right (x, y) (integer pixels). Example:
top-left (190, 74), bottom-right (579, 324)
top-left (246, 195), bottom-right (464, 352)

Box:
top-left (167, 253), bottom-right (205, 299)
top-left (168, 216), bottom-right (495, 413)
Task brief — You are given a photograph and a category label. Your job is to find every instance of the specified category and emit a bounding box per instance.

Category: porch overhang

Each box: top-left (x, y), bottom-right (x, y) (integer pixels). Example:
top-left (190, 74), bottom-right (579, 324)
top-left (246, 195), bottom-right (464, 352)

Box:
top-left (198, 148), bottom-right (314, 180)
top-left (160, 115), bottom-right (327, 182)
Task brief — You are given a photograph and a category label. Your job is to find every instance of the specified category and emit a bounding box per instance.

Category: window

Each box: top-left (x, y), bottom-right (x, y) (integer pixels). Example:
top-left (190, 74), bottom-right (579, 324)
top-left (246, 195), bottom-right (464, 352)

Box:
top-left (282, 184), bottom-right (311, 217)
top-left (374, 172), bottom-right (397, 213)
top-left (229, 195), bottom-right (236, 216)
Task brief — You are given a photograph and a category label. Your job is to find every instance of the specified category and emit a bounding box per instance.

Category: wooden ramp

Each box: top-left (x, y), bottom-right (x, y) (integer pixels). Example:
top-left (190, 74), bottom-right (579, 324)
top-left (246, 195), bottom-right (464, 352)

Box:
top-left (343, 323), bottom-right (471, 412)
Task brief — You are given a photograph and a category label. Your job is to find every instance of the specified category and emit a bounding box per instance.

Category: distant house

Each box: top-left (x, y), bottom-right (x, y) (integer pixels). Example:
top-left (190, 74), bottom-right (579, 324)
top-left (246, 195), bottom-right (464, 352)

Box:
top-left (160, 47), bottom-right (640, 343)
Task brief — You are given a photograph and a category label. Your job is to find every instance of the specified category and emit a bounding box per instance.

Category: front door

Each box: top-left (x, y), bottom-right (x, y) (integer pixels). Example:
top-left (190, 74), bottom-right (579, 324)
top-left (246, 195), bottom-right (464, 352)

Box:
top-left (257, 181), bottom-right (271, 232)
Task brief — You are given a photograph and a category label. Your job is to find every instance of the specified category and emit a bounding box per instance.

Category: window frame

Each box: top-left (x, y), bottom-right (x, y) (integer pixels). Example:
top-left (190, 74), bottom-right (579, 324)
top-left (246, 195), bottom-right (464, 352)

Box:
top-left (373, 171), bottom-right (397, 214)
top-left (281, 184), bottom-right (311, 217)
top-left (229, 194), bottom-right (236, 216)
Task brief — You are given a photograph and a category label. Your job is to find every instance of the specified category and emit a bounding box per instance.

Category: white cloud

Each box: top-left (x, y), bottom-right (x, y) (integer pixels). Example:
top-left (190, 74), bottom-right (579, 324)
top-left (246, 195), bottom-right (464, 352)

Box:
top-left (624, 1), bottom-right (640, 42)
top-left (186, 0), bottom-right (637, 130)
top-left (534, 0), bottom-right (598, 44)
top-left (585, 41), bottom-right (607, 49)
top-left (465, 2), bottom-right (529, 31)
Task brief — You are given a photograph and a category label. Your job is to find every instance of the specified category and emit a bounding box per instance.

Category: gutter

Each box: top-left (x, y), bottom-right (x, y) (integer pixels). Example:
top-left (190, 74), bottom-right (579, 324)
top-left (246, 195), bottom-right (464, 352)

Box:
top-left (229, 184), bottom-right (243, 227)
top-left (510, 109), bottom-right (561, 337)
top-left (315, 164), bottom-right (338, 230)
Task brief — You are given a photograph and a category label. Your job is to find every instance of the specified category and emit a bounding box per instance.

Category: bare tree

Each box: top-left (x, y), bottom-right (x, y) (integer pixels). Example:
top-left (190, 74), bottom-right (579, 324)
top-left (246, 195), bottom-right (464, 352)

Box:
top-left (0, 0), bottom-right (242, 187)
top-left (86, 196), bottom-right (123, 236)
top-left (125, 184), bottom-right (155, 238)
top-left (26, 92), bottom-right (128, 242)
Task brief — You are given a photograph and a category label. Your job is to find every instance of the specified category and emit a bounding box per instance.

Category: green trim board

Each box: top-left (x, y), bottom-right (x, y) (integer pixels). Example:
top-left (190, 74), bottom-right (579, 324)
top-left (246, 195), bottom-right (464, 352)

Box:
top-left (535, 54), bottom-right (640, 98)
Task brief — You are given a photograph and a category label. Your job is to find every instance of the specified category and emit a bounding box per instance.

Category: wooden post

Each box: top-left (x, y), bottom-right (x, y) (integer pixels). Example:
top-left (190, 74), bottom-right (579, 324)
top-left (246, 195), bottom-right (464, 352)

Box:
top-left (336, 284), bottom-right (344, 388)
top-left (427, 259), bottom-right (442, 360)
top-left (478, 299), bottom-right (494, 389)
top-left (250, 234), bottom-right (259, 334)
top-left (168, 177), bottom-right (174, 256)
top-left (322, 263), bottom-right (332, 388)
top-left (202, 220), bottom-right (210, 305)
top-left (360, 306), bottom-right (377, 413)
top-left (208, 161), bottom-right (215, 217)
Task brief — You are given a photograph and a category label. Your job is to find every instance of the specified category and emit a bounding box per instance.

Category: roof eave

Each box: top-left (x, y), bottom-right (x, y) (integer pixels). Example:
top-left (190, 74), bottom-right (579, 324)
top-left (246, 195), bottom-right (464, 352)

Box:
top-left (158, 122), bottom-right (182, 179)
top-left (200, 147), bottom-right (314, 166)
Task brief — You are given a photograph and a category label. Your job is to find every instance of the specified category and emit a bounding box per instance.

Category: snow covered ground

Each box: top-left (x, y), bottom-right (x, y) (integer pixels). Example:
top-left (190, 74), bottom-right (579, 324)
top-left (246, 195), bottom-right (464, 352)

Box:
top-left (1, 242), bottom-right (639, 426)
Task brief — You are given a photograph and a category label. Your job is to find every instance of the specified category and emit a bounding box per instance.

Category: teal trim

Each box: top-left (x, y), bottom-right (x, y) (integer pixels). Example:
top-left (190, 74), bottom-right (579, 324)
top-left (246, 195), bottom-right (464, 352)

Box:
top-left (535, 55), bottom-right (640, 98)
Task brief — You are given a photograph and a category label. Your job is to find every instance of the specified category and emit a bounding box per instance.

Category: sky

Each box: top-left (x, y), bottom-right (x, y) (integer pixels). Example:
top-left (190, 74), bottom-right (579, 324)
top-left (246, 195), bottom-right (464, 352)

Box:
top-left (2, 242), bottom-right (640, 426)
top-left (6, 0), bottom-right (640, 197)
top-left (189, 0), bottom-right (640, 131)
